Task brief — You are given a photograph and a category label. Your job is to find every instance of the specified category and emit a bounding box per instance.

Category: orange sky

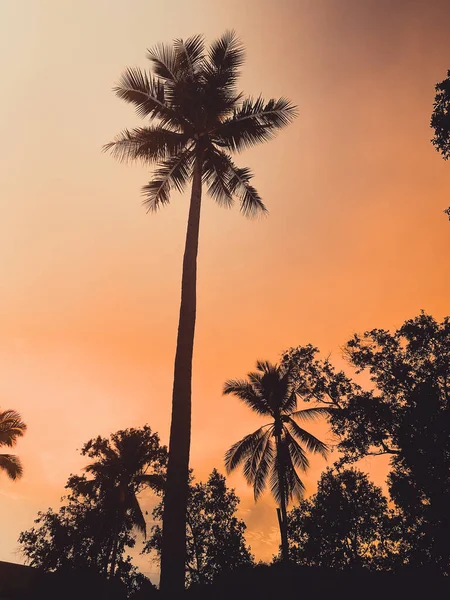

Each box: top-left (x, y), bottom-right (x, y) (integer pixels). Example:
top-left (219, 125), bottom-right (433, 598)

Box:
top-left (1, 0), bottom-right (449, 582)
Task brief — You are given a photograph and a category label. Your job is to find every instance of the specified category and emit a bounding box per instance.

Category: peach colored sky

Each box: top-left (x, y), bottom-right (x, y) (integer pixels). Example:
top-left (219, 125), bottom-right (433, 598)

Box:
top-left (1, 0), bottom-right (449, 582)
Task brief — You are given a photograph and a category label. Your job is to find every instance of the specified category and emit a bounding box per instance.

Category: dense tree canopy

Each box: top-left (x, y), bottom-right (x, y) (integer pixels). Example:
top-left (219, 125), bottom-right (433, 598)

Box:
top-left (287, 469), bottom-right (396, 570)
top-left (282, 313), bottom-right (450, 574)
top-left (145, 469), bottom-right (254, 587)
top-left (19, 427), bottom-right (166, 594)
top-left (430, 69), bottom-right (450, 217)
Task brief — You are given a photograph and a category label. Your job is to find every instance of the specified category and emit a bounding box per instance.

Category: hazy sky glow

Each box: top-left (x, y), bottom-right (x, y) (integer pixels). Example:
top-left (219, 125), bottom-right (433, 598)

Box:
top-left (1, 0), bottom-right (449, 581)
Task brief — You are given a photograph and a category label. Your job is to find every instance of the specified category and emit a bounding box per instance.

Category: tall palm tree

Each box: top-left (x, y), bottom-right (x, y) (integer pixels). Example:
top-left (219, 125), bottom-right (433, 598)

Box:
top-left (0, 409), bottom-right (26, 481)
top-left (224, 361), bottom-right (329, 562)
top-left (105, 31), bottom-right (296, 592)
top-left (83, 428), bottom-right (166, 578)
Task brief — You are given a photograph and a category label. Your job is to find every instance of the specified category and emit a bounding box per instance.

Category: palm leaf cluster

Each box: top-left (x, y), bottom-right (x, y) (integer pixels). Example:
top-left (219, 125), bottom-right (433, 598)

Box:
top-left (83, 427), bottom-right (166, 538)
top-left (0, 409), bottom-right (26, 481)
top-left (104, 31), bottom-right (297, 214)
top-left (224, 361), bottom-right (329, 504)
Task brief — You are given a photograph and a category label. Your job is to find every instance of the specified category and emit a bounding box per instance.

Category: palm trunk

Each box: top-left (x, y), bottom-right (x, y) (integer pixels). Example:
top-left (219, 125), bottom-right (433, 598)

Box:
top-left (276, 433), bottom-right (290, 563)
top-left (160, 149), bottom-right (203, 596)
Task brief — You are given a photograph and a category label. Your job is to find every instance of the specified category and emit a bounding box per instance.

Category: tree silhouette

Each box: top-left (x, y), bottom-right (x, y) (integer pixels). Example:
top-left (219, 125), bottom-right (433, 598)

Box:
top-left (19, 426), bottom-right (166, 592)
top-left (81, 426), bottom-right (166, 577)
top-left (287, 468), bottom-right (396, 570)
top-left (430, 69), bottom-right (450, 218)
top-left (0, 409), bottom-right (26, 481)
top-left (105, 32), bottom-right (296, 592)
top-left (224, 361), bottom-right (328, 562)
top-left (145, 469), bottom-right (253, 587)
top-left (284, 314), bottom-right (450, 574)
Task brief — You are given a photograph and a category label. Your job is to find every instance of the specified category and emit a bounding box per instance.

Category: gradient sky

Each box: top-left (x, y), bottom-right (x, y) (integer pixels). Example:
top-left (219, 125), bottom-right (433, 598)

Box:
top-left (1, 0), bottom-right (449, 582)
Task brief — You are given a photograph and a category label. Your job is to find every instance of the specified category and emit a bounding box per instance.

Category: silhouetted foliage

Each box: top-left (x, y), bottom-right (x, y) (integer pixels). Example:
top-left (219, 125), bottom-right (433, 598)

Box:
top-left (105, 30), bottom-right (296, 594)
top-left (144, 469), bottom-right (253, 587)
top-left (224, 360), bottom-right (328, 562)
top-left (0, 409), bottom-right (26, 481)
top-left (283, 313), bottom-right (450, 574)
top-left (431, 69), bottom-right (450, 160)
top-left (430, 69), bottom-right (450, 217)
top-left (19, 426), bottom-right (166, 594)
top-left (286, 468), bottom-right (396, 570)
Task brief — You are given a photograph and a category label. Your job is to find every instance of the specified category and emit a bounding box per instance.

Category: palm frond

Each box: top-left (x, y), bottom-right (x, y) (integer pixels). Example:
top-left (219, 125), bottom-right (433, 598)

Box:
top-left (226, 161), bottom-right (267, 216)
top-left (223, 379), bottom-right (271, 415)
top-left (128, 493), bottom-right (147, 537)
top-left (224, 426), bottom-right (268, 473)
top-left (135, 473), bottom-right (165, 492)
top-left (286, 418), bottom-right (329, 458)
top-left (0, 410), bottom-right (26, 448)
top-left (141, 147), bottom-right (194, 211)
top-left (174, 34), bottom-right (206, 76)
top-left (208, 30), bottom-right (245, 74)
top-left (284, 453), bottom-right (306, 503)
top-left (268, 457), bottom-right (283, 506)
top-left (215, 96), bottom-right (297, 152)
top-left (103, 127), bottom-right (189, 164)
top-left (283, 428), bottom-right (309, 471)
top-left (202, 147), bottom-right (234, 208)
top-left (289, 407), bottom-right (331, 422)
top-left (147, 42), bottom-right (179, 82)
top-left (281, 389), bottom-right (298, 414)
top-left (250, 431), bottom-right (275, 500)
top-left (114, 67), bottom-right (187, 129)
top-left (0, 453), bottom-right (23, 480)
top-left (255, 360), bottom-right (278, 375)
top-left (242, 426), bottom-right (273, 484)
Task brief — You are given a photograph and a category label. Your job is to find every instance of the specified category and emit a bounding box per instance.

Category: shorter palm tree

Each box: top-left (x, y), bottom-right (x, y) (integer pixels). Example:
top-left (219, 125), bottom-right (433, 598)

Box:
top-left (224, 361), bottom-right (329, 562)
top-left (0, 409), bottom-right (26, 481)
top-left (82, 427), bottom-right (166, 577)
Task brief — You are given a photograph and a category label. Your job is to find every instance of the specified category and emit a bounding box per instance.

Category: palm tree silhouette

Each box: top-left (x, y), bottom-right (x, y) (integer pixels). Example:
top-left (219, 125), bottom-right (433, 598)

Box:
top-left (105, 30), bottom-right (296, 591)
top-left (0, 409), bottom-right (26, 481)
top-left (224, 361), bottom-right (329, 562)
top-left (83, 428), bottom-right (166, 578)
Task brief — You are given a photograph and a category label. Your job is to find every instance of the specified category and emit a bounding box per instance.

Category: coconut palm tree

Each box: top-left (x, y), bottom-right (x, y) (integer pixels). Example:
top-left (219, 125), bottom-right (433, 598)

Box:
top-left (224, 361), bottom-right (329, 562)
top-left (82, 427), bottom-right (166, 578)
top-left (0, 409), bottom-right (26, 481)
top-left (105, 31), bottom-right (296, 592)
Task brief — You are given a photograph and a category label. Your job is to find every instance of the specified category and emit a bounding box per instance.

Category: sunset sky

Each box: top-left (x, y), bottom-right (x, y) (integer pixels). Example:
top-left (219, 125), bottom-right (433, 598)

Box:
top-left (1, 0), bottom-right (449, 582)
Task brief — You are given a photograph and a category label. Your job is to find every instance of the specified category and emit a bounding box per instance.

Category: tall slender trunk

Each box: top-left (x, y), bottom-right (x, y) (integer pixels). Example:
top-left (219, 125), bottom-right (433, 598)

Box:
top-left (276, 433), bottom-right (289, 563)
top-left (160, 149), bottom-right (203, 597)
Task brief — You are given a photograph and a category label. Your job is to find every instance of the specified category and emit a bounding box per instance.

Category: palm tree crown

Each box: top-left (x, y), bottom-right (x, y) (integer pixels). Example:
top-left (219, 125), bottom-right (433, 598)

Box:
top-left (104, 31), bottom-right (296, 214)
top-left (81, 427), bottom-right (166, 577)
top-left (83, 427), bottom-right (166, 538)
top-left (0, 409), bottom-right (26, 481)
top-left (224, 361), bottom-right (329, 504)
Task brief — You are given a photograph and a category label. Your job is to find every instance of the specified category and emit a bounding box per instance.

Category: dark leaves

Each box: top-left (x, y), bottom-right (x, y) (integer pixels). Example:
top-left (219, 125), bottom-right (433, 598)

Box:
top-left (0, 453), bottom-right (23, 480)
top-left (431, 69), bottom-right (450, 160)
top-left (216, 97), bottom-right (298, 152)
top-left (103, 126), bottom-right (189, 164)
top-left (141, 147), bottom-right (194, 211)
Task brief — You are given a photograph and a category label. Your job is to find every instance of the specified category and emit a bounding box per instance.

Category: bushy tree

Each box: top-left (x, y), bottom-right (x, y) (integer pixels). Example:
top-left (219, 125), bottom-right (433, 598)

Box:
top-left (282, 313), bottom-right (450, 574)
top-left (145, 469), bottom-right (253, 587)
top-left (19, 426), bottom-right (166, 594)
top-left (287, 469), bottom-right (396, 570)
top-left (430, 69), bottom-right (450, 217)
